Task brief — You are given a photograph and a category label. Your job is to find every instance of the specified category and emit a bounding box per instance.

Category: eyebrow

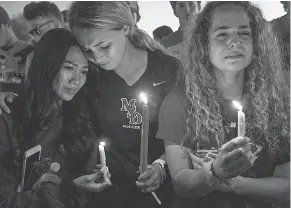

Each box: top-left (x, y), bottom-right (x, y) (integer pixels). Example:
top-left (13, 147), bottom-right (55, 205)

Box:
top-left (63, 61), bottom-right (89, 68)
top-left (83, 40), bottom-right (105, 51)
top-left (213, 25), bottom-right (251, 33)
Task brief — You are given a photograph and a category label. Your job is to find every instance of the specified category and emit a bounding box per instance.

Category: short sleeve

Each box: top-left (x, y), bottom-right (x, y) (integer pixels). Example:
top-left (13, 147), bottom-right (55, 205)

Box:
top-left (160, 55), bottom-right (181, 95)
top-left (156, 87), bottom-right (187, 145)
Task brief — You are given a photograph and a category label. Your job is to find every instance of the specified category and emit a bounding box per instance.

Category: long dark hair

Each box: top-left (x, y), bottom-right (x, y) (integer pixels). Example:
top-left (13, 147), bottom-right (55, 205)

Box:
top-left (12, 28), bottom-right (95, 159)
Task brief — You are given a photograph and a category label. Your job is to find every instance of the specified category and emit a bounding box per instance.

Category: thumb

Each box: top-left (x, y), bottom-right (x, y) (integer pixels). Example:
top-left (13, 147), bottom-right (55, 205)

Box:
top-left (7, 92), bottom-right (18, 102)
top-left (86, 172), bottom-right (102, 182)
top-left (104, 175), bottom-right (112, 186)
top-left (190, 153), bottom-right (203, 166)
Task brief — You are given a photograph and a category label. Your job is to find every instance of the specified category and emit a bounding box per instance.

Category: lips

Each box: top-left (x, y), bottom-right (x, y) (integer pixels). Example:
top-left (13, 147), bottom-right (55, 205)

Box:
top-left (225, 51), bottom-right (244, 59)
top-left (64, 87), bottom-right (78, 95)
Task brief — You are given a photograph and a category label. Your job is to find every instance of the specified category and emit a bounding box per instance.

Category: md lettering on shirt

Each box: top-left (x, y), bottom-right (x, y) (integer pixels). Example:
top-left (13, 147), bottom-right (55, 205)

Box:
top-left (120, 98), bottom-right (142, 126)
top-left (230, 122), bottom-right (236, 128)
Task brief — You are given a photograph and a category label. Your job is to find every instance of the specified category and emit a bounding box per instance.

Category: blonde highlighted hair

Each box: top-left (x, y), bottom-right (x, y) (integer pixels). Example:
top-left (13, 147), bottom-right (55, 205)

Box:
top-left (68, 1), bottom-right (167, 54)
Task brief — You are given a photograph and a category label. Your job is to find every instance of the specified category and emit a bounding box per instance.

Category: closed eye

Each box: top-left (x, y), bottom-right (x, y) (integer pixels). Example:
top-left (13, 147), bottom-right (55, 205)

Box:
top-left (64, 66), bottom-right (74, 71)
top-left (82, 69), bottom-right (88, 75)
top-left (216, 32), bottom-right (228, 40)
top-left (239, 31), bottom-right (252, 38)
top-left (99, 43), bottom-right (110, 50)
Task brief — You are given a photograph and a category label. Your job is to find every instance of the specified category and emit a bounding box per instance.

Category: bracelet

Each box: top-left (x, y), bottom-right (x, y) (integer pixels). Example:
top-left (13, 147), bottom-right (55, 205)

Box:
top-left (152, 159), bottom-right (167, 183)
top-left (33, 173), bottom-right (62, 190)
top-left (210, 161), bottom-right (221, 180)
top-left (202, 161), bottom-right (222, 188)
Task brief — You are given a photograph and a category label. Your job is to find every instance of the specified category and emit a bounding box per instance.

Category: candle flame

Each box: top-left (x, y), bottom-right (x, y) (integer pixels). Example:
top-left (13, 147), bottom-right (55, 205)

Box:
top-left (100, 142), bottom-right (106, 146)
top-left (140, 92), bottom-right (148, 105)
top-left (233, 100), bottom-right (243, 111)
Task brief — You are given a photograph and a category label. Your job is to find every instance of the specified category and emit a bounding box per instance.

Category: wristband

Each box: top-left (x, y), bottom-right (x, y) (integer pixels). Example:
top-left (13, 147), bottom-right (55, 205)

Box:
top-left (202, 161), bottom-right (221, 188)
top-left (152, 159), bottom-right (167, 182)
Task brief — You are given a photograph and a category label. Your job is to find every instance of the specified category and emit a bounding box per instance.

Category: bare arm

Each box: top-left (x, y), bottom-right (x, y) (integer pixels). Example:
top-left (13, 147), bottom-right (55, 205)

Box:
top-left (165, 140), bottom-right (214, 198)
top-left (231, 162), bottom-right (289, 202)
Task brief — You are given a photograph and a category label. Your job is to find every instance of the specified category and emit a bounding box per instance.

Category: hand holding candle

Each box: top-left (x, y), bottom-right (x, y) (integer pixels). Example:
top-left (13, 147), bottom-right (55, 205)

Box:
top-left (139, 92), bottom-right (161, 205)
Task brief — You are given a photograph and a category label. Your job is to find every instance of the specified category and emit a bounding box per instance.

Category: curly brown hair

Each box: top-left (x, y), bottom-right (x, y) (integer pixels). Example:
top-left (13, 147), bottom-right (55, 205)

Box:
top-left (183, 1), bottom-right (290, 157)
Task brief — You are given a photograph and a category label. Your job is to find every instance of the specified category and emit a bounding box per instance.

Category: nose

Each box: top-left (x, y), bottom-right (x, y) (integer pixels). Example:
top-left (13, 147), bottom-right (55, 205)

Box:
top-left (70, 70), bottom-right (81, 85)
top-left (185, 3), bottom-right (192, 13)
top-left (228, 33), bottom-right (241, 49)
top-left (86, 49), bottom-right (104, 65)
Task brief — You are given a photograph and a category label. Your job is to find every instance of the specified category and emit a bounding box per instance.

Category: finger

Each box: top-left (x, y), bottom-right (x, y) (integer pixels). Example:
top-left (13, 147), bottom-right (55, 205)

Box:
top-left (7, 93), bottom-right (18, 103)
top-left (204, 153), bottom-right (217, 162)
top-left (190, 153), bottom-right (204, 166)
top-left (103, 175), bottom-right (112, 186)
top-left (207, 152), bottom-right (218, 159)
top-left (105, 171), bottom-right (111, 178)
top-left (192, 161), bottom-right (202, 169)
top-left (85, 172), bottom-right (102, 182)
top-left (142, 173), bottom-right (159, 188)
top-left (221, 137), bottom-right (248, 153)
top-left (138, 169), bottom-right (153, 180)
top-left (144, 185), bottom-right (159, 193)
top-left (0, 99), bottom-right (10, 114)
top-left (0, 108), bottom-right (2, 115)
top-left (241, 149), bottom-right (254, 167)
top-left (88, 182), bottom-right (111, 192)
top-left (224, 148), bottom-right (244, 163)
top-left (241, 142), bottom-right (251, 153)
top-left (136, 178), bottom-right (159, 189)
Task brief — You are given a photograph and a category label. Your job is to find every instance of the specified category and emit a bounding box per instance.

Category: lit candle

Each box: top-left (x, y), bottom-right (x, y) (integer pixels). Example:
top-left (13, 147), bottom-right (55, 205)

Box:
top-left (233, 101), bottom-right (245, 137)
top-left (140, 92), bottom-right (149, 174)
top-left (99, 142), bottom-right (107, 169)
top-left (139, 92), bottom-right (161, 205)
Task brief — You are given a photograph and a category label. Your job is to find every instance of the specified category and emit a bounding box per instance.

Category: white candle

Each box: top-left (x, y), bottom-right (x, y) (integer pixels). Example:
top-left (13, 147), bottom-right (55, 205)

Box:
top-left (99, 142), bottom-right (106, 169)
top-left (140, 92), bottom-right (149, 174)
top-left (233, 101), bottom-right (245, 137)
top-left (139, 92), bottom-right (161, 205)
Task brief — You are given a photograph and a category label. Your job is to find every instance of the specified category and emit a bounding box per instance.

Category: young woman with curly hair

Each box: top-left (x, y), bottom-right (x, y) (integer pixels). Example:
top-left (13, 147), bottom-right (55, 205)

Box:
top-left (157, 2), bottom-right (290, 208)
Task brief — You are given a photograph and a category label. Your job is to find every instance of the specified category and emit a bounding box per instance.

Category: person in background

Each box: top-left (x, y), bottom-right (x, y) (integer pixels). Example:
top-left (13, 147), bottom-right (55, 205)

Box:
top-left (0, 6), bottom-right (34, 93)
top-left (61, 10), bottom-right (70, 30)
top-left (69, 1), bottom-right (179, 208)
top-left (0, 28), bottom-right (111, 208)
top-left (160, 1), bottom-right (201, 60)
top-left (157, 1), bottom-right (290, 208)
top-left (126, 1), bottom-right (141, 24)
top-left (23, 1), bottom-right (64, 81)
top-left (153, 25), bottom-right (173, 44)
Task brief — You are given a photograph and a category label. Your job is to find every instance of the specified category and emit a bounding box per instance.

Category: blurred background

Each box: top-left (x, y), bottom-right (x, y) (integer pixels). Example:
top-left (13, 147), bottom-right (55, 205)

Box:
top-left (0, 1), bottom-right (286, 41)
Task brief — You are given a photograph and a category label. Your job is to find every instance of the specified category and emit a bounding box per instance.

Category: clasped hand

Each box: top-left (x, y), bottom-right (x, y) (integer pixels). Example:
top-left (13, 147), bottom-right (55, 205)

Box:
top-left (191, 136), bottom-right (253, 180)
top-left (136, 164), bottom-right (163, 193)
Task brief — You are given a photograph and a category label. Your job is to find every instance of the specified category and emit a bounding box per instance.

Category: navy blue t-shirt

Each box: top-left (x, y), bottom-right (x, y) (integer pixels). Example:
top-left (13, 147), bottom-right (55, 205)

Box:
top-left (93, 50), bottom-right (179, 186)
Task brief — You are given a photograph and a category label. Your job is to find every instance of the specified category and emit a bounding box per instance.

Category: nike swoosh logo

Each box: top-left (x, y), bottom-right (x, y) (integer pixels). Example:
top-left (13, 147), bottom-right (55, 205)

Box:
top-left (153, 81), bottom-right (166, 87)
